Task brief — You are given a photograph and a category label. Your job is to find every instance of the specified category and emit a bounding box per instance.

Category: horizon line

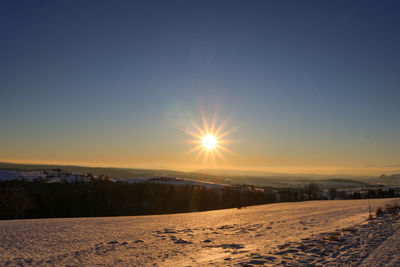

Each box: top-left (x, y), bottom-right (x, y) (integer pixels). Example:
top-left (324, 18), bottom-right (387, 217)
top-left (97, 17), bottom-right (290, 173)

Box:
top-left (1, 160), bottom-right (399, 178)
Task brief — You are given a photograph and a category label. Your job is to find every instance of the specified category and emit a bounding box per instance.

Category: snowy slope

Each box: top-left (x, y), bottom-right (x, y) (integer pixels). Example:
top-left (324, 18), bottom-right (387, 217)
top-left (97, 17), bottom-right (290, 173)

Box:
top-left (360, 220), bottom-right (400, 266)
top-left (0, 169), bottom-right (228, 188)
top-left (0, 170), bottom-right (89, 183)
top-left (118, 176), bottom-right (229, 188)
top-left (0, 198), bottom-right (399, 266)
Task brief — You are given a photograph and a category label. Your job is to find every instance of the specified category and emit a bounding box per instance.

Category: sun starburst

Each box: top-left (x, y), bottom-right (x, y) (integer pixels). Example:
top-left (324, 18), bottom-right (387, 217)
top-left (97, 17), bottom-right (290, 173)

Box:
top-left (181, 109), bottom-right (237, 165)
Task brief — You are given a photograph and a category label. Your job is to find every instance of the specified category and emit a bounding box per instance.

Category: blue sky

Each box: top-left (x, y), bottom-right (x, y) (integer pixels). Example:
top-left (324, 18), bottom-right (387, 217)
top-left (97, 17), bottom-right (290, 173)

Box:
top-left (1, 1), bottom-right (400, 174)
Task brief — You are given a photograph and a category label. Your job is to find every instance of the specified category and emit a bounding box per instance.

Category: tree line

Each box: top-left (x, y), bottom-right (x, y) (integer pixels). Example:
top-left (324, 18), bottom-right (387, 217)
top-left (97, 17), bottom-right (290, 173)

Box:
top-left (0, 179), bottom-right (397, 220)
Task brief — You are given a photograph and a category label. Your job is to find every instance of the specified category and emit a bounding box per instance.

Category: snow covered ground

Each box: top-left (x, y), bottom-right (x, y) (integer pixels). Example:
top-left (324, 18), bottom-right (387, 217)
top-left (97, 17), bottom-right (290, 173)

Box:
top-left (0, 198), bottom-right (399, 266)
top-left (0, 169), bottom-right (228, 188)
top-left (0, 170), bottom-right (90, 183)
top-left (117, 176), bottom-right (229, 188)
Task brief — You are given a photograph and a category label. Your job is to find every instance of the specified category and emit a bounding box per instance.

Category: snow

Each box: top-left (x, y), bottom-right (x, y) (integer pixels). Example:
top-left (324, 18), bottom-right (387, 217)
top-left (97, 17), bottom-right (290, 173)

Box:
top-left (0, 170), bottom-right (228, 188)
top-left (1, 198), bottom-right (399, 266)
top-left (118, 176), bottom-right (229, 188)
top-left (0, 170), bottom-right (90, 183)
top-left (0, 170), bottom-right (21, 181)
top-left (361, 218), bottom-right (400, 266)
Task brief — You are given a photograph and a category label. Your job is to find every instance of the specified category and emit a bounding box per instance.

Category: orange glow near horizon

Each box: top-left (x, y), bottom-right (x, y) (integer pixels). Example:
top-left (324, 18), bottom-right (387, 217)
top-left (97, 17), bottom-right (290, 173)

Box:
top-left (2, 157), bottom-right (400, 176)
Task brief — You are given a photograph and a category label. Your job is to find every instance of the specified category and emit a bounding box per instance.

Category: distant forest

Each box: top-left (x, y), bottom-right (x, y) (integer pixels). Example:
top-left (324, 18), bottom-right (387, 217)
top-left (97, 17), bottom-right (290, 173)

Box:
top-left (0, 179), bottom-right (397, 220)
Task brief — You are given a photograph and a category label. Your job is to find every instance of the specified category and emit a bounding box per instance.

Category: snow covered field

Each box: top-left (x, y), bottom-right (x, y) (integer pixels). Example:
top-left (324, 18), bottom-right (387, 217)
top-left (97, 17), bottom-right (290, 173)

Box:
top-left (1, 198), bottom-right (399, 266)
top-left (0, 170), bottom-right (90, 183)
top-left (0, 169), bottom-right (229, 188)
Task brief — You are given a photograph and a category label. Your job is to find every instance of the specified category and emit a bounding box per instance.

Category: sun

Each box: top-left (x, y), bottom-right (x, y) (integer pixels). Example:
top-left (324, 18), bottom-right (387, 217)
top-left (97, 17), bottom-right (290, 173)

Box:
top-left (202, 134), bottom-right (217, 150)
top-left (180, 109), bottom-right (237, 164)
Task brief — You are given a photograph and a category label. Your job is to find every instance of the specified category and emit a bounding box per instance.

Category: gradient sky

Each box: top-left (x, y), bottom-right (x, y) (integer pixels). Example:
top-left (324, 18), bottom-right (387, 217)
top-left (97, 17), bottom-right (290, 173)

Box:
top-left (1, 1), bottom-right (400, 175)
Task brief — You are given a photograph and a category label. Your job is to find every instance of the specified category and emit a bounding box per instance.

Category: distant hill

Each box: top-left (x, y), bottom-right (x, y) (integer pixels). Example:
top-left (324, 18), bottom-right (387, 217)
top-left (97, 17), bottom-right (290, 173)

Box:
top-left (377, 174), bottom-right (400, 186)
top-left (0, 162), bottom-right (397, 189)
top-left (0, 162), bottom-right (185, 179)
top-left (313, 178), bottom-right (372, 189)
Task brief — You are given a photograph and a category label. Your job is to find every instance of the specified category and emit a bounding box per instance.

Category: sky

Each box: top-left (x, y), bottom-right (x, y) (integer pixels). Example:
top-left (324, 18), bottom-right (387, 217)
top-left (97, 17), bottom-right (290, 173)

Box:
top-left (1, 0), bottom-right (400, 175)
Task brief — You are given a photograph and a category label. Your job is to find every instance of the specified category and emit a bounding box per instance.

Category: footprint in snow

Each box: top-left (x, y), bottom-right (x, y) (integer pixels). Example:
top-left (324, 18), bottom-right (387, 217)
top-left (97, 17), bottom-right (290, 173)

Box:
top-left (174, 238), bottom-right (192, 244)
top-left (247, 259), bottom-right (267, 265)
top-left (217, 225), bottom-right (235, 230)
top-left (278, 244), bottom-right (290, 250)
top-left (220, 243), bottom-right (245, 249)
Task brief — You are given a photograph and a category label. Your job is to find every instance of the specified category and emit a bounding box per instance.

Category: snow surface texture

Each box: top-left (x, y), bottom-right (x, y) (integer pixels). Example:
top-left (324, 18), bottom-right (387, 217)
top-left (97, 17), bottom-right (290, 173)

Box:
top-left (1, 198), bottom-right (399, 266)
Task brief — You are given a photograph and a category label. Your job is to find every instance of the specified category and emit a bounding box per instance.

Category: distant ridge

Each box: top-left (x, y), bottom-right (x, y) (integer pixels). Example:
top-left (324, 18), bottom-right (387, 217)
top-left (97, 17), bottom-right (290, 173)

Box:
top-left (378, 174), bottom-right (400, 185)
top-left (1, 162), bottom-right (399, 188)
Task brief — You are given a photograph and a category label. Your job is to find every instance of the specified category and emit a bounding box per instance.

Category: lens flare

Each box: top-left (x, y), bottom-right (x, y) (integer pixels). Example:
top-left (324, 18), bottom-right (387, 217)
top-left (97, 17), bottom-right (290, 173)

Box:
top-left (180, 108), bottom-right (237, 165)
